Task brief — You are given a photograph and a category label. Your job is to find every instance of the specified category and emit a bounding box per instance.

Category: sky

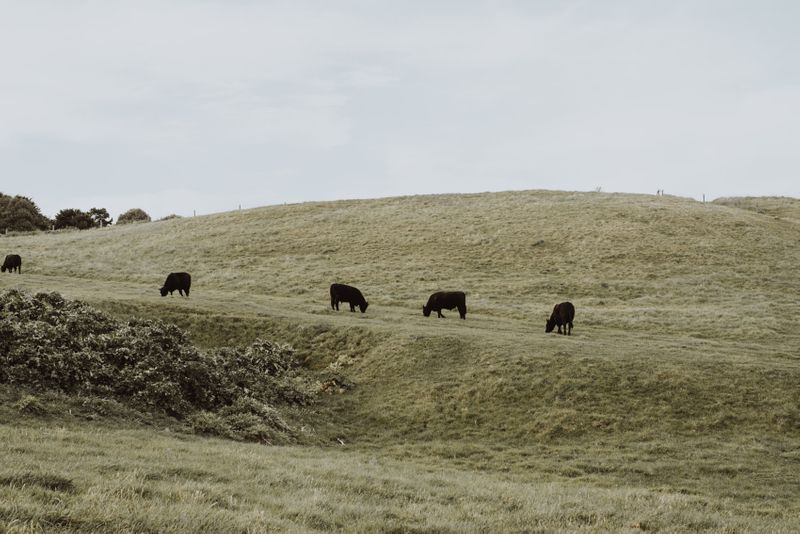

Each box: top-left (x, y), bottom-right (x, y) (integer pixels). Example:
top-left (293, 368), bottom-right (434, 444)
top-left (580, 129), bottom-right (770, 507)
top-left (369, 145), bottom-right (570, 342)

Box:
top-left (1, 1), bottom-right (799, 219)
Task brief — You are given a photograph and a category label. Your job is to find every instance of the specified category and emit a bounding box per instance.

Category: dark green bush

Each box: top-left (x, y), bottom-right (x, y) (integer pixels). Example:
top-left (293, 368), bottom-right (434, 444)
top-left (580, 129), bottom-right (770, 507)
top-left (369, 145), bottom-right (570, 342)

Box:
top-left (0, 290), bottom-right (320, 441)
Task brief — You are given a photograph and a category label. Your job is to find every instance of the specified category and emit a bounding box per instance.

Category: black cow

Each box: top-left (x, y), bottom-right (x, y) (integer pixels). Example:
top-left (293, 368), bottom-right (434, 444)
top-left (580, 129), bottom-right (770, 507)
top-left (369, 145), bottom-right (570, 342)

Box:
top-left (160, 272), bottom-right (191, 297)
top-left (1, 254), bottom-right (21, 274)
top-left (546, 302), bottom-right (575, 335)
top-left (423, 291), bottom-right (467, 319)
top-left (330, 283), bottom-right (368, 313)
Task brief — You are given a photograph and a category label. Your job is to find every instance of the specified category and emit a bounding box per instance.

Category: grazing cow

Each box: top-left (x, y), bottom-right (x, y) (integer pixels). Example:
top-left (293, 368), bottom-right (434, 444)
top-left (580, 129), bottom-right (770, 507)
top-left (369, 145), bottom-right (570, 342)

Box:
top-left (160, 272), bottom-right (191, 297)
top-left (546, 302), bottom-right (575, 335)
top-left (423, 291), bottom-right (467, 319)
top-left (1, 254), bottom-right (21, 274)
top-left (330, 283), bottom-right (369, 313)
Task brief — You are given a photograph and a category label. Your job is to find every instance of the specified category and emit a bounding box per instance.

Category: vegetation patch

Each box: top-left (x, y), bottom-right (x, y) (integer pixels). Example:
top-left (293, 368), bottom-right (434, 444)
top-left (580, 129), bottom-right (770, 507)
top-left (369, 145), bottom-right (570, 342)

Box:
top-left (0, 289), bottom-right (325, 443)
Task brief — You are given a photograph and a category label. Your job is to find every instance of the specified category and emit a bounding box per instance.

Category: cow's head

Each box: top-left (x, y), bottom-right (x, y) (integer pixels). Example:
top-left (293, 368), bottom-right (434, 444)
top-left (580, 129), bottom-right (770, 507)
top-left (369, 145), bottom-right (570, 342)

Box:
top-left (359, 301), bottom-right (369, 313)
top-left (0, 266), bottom-right (5, 273)
top-left (545, 317), bottom-right (556, 333)
top-left (422, 305), bottom-right (431, 317)
top-left (159, 286), bottom-right (168, 297)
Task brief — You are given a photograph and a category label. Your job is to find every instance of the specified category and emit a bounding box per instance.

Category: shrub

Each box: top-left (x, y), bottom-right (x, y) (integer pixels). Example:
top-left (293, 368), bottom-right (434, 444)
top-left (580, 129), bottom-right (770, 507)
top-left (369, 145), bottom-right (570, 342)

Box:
top-left (13, 394), bottom-right (48, 416)
top-left (117, 208), bottom-right (151, 224)
top-left (158, 214), bottom-right (182, 221)
top-left (0, 289), bottom-right (323, 442)
top-left (189, 399), bottom-right (294, 444)
top-left (89, 207), bottom-right (113, 227)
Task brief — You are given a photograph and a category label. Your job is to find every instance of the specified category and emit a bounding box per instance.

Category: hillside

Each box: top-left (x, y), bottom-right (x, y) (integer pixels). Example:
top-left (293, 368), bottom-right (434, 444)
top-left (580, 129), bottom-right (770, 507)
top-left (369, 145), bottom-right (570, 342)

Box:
top-left (714, 195), bottom-right (800, 223)
top-left (2, 190), bottom-right (799, 530)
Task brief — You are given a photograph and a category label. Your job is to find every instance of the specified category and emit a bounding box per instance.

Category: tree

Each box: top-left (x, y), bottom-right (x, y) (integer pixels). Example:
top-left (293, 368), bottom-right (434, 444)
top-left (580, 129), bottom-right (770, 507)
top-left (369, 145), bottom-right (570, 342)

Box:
top-left (117, 208), bottom-right (151, 225)
top-left (54, 209), bottom-right (94, 230)
top-left (0, 193), bottom-right (52, 232)
top-left (89, 207), bottom-right (113, 227)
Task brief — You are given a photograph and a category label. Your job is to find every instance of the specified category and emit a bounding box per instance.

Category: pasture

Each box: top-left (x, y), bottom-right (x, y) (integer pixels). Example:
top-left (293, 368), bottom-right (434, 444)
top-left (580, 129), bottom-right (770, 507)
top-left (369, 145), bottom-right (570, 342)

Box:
top-left (1, 190), bottom-right (799, 531)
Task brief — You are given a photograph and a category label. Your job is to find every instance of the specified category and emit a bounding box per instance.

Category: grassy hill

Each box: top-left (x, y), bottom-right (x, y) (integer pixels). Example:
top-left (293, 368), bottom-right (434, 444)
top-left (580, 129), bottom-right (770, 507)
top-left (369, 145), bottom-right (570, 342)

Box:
top-left (714, 195), bottom-right (800, 224)
top-left (2, 190), bottom-right (799, 531)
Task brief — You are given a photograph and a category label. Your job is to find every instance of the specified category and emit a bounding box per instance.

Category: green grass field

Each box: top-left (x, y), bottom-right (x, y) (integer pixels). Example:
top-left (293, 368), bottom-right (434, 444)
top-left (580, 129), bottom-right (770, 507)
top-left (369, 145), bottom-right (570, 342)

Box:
top-left (2, 190), bottom-right (799, 531)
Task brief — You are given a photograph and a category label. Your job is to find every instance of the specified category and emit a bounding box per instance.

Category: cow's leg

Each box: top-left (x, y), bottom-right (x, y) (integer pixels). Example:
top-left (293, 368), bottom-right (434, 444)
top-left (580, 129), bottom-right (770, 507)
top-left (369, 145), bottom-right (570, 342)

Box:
top-left (568, 322), bottom-right (572, 335)
top-left (557, 324), bottom-right (563, 334)
top-left (458, 305), bottom-right (466, 319)
top-left (438, 310), bottom-right (445, 318)
top-left (179, 289), bottom-right (184, 296)
top-left (331, 297), bottom-right (336, 310)
top-left (350, 303), bottom-right (356, 312)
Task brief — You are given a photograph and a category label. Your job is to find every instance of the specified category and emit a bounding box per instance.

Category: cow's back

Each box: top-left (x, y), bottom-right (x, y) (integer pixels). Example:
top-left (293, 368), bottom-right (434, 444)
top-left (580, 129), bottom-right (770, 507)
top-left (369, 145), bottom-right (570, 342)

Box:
top-left (425, 291), bottom-right (467, 319)
top-left (2, 254), bottom-right (21, 272)
top-left (331, 283), bottom-right (363, 300)
top-left (428, 291), bottom-right (463, 306)
top-left (558, 302), bottom-right (575, 322)
top-left (174, 272), bottom-right (191, 288)
top-left (166, 272), bottom-right (191, 289)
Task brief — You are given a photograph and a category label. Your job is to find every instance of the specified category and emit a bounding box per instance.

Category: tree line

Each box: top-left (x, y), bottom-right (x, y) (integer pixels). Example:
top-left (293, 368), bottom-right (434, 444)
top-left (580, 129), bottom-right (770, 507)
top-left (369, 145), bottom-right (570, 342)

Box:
top-left (0, 193), bottom-right (156, 233)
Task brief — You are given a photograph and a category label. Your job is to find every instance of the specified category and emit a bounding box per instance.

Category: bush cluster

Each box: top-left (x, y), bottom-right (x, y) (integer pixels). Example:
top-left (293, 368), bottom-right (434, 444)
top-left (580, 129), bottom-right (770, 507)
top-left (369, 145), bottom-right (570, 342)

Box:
top-left (0, 290), bottom-right (318, 442)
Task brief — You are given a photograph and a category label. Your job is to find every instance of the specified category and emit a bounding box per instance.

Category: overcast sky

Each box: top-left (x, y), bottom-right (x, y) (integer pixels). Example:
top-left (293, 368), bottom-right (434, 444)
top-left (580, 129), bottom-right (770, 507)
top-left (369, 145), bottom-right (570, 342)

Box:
top-left (1, 1), bottom-right (799, 219)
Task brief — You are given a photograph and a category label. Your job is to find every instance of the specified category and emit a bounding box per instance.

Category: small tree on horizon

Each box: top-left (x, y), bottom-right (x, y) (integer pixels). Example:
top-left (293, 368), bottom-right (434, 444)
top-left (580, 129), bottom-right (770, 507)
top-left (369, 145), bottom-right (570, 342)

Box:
top-left (117, 208), bottom-right (151, 225)
top-left (89, 207), bottom-right (113, 227)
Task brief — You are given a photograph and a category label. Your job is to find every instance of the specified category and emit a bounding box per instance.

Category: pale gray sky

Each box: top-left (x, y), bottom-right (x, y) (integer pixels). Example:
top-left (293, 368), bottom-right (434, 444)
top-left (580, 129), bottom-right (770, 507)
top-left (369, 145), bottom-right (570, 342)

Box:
top-left (1, 1), bottom-right (799, 219)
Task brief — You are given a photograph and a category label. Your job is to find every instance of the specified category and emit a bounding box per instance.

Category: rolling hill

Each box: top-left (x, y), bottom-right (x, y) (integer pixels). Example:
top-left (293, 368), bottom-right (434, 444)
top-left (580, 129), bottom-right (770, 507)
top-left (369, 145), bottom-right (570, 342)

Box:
top-left (1, 190), bottom-right (799, 531)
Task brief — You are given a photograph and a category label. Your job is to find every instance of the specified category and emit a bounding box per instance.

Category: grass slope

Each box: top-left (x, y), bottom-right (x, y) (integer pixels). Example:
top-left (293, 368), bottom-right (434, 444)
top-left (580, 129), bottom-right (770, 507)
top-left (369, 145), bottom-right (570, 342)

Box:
top-left (714, 195), bottom-right (800, 224)
top-left (2, 190), bottom-right (799, 530)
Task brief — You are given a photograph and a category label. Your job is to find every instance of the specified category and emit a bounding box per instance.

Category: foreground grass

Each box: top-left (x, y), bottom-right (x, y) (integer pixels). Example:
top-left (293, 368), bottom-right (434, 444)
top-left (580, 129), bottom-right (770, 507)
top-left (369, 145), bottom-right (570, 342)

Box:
top-left (1, 421), bottom-right (797, 533)
top-left (1, 190), bottom-right (799, 529)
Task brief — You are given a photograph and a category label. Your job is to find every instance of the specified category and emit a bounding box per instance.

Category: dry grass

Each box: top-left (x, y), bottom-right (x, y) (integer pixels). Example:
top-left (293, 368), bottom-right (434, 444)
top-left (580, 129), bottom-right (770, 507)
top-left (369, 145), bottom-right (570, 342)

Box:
top-left (1, 189), bottom-right (799, 530)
